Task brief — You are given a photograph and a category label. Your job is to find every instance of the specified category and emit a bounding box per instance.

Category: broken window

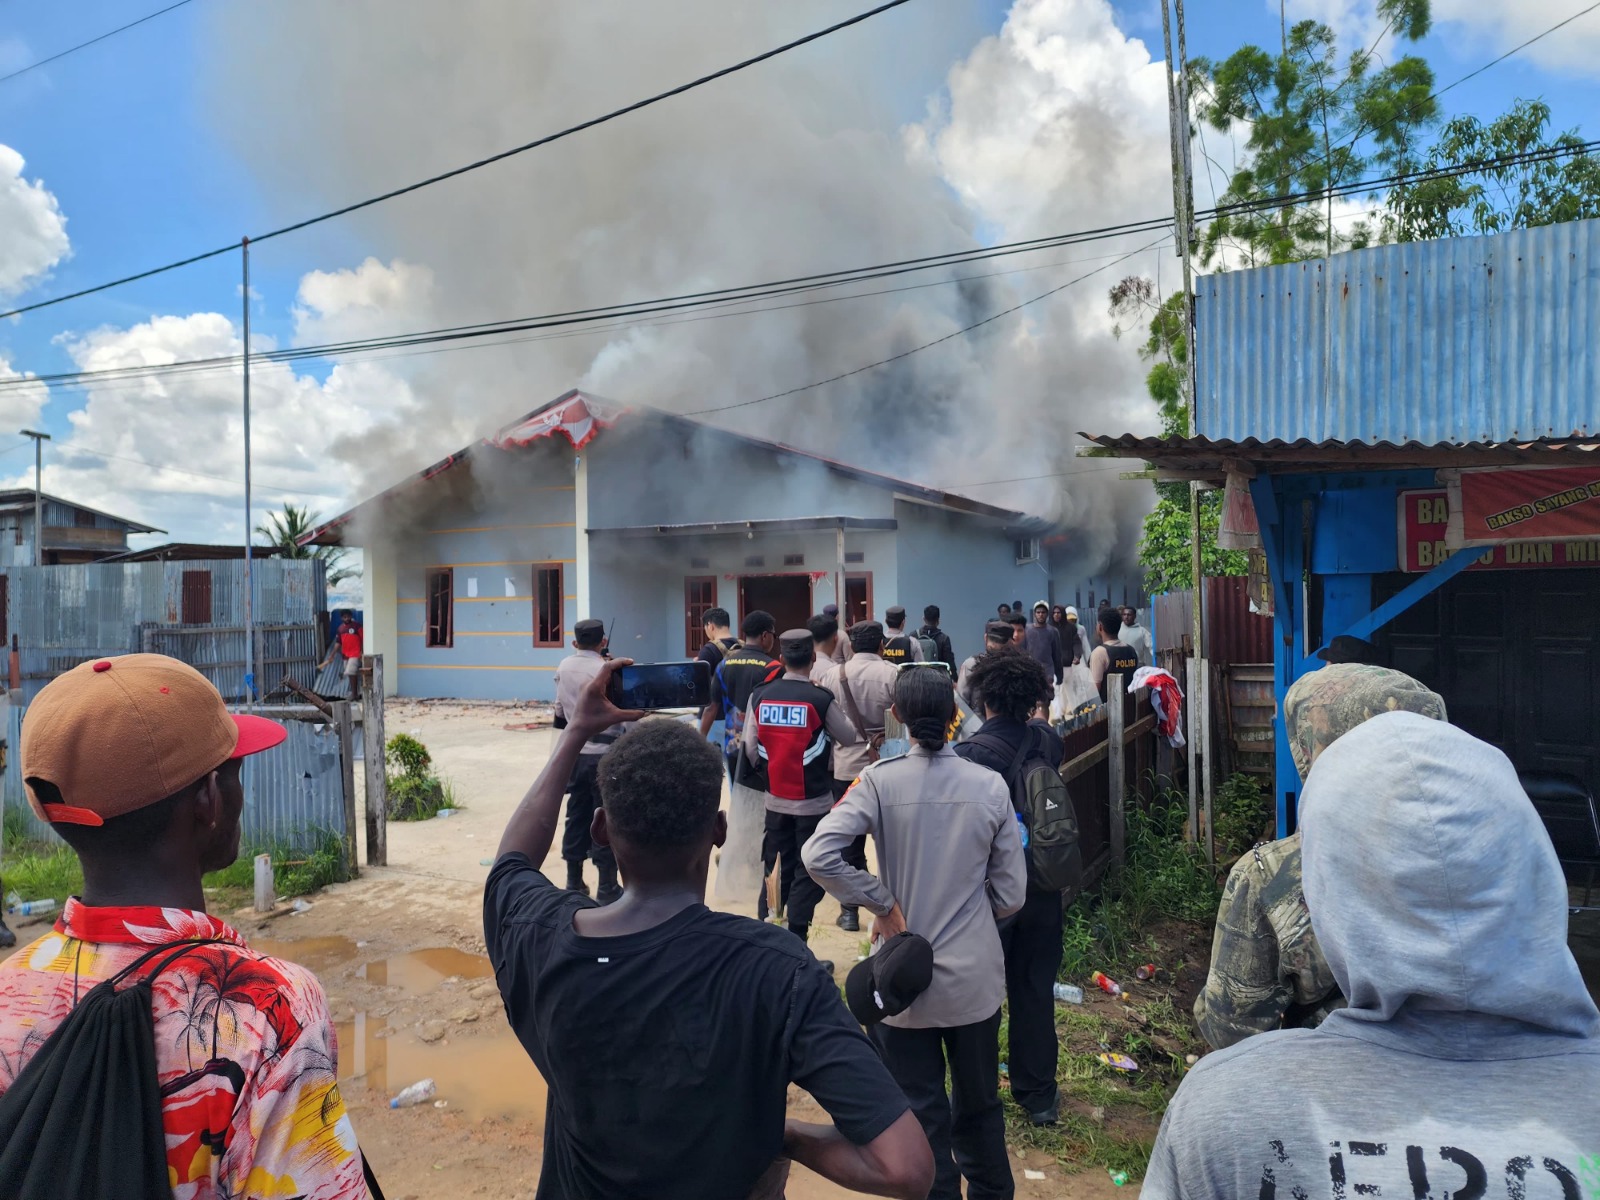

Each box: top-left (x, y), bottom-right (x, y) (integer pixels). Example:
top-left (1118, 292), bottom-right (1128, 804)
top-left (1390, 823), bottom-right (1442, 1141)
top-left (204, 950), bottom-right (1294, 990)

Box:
top-left (181, 571), bottom-right (213, 625)
top-left (684, 576), bottom-right (716, 655)
top-left (426, 569), bottom-right (454, 648)
top-left (533, 563), bottom-right (564, 647)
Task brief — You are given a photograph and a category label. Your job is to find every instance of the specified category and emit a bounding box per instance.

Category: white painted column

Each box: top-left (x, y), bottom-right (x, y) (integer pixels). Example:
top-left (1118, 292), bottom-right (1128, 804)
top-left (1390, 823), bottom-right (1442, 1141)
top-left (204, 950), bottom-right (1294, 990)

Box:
top-left (574, 454), bottom-right (592, 619)
top-left (362, 543), bottom-right (399, 697)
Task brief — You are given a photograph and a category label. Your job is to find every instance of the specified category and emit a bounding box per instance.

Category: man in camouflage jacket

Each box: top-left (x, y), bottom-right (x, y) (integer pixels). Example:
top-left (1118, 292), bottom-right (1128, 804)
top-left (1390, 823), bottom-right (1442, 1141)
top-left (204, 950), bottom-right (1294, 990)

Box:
top-left (1193, 663), bottom-right (1447, 1050)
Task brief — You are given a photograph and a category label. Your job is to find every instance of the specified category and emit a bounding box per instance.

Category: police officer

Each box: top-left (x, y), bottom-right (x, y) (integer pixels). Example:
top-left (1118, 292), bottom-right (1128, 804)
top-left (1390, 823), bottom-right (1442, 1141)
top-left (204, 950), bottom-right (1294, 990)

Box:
top-left (1193, 663), bottom-right (1448, 1049)
top-left (741, 629), bottom-right (858, 966)
top-left (698, 610), bottom-right (782, 774)
top-left (553, 618), bottom-right (629, 903)
top-left (880, 606), bottom-right (925, 666)
top-left (1087, 607), bottom-right (1139, 702)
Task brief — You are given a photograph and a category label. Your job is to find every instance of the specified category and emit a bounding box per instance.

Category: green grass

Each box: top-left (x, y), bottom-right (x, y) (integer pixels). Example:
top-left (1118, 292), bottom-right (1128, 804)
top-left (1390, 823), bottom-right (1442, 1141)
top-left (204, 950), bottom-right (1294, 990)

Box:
top-left (1, 826), bottom-right (350, 909)
top-left (386, 773), bottom-right (459, 821)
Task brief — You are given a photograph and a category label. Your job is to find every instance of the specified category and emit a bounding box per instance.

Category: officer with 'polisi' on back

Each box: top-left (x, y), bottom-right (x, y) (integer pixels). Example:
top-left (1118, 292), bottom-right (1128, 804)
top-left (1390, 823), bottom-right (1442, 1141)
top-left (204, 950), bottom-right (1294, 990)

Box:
top-left (741, 629), bottom-right (859, 971)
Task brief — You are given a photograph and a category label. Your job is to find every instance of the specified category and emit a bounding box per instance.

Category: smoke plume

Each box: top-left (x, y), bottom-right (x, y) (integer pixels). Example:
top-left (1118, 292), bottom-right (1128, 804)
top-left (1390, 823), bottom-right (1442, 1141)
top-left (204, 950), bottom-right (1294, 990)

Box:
top-left (206, 0), bottom-right (1175, 580)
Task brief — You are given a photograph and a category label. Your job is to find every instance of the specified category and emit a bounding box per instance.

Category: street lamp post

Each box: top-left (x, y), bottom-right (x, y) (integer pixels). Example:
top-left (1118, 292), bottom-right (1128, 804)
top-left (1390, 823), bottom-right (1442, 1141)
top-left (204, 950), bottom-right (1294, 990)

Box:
top-left (19, 429), bottom-right (51, 567)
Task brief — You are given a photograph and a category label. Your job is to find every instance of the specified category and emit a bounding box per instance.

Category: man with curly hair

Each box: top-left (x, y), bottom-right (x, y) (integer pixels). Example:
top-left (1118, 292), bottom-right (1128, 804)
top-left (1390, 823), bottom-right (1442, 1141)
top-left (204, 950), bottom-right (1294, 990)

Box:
top-left (486, 659), bottom-right (932, 1200)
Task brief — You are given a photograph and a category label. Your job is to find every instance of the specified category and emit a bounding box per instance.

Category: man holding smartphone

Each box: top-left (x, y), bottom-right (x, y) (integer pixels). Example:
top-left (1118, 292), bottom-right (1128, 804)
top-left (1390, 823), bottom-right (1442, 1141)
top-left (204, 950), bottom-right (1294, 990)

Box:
top-left (554, 618), bottom-right (629, 904)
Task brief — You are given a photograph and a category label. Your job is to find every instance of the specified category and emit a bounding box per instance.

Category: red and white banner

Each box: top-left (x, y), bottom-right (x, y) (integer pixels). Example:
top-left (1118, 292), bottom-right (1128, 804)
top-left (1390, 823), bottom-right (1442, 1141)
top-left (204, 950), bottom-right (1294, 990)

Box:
top-left (1445, 465), bottom-right (1600, 546)
top-left (490, 392), bottom-right (624, 451)
top-left (1399, 488), bottom-right (1600, 573)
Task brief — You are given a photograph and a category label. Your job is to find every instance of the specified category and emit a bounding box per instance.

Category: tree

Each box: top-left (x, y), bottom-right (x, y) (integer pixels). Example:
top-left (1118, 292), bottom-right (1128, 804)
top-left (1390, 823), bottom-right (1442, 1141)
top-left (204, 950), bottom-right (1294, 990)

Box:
top-left (1384, 99), bottom-right (1600, 240)
top-left (1108, 277), bottom-right (1249, 592)
top-left (1192, 1), bottom-right (1436, 266)
top-left (256, 502), bottom-right (357, 587)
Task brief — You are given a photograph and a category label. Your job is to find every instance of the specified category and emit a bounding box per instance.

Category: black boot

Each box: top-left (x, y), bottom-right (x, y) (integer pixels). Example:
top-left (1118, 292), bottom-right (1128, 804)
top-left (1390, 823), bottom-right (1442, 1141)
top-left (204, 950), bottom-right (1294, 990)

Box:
top-left (0, 919), bottom-right (13, 950)
top-left (836, 907), bottom-right (860, 933)
top-left (565, 861), bottom-right (589, 897)
top-left (596, 862), bottom-right (623, 906)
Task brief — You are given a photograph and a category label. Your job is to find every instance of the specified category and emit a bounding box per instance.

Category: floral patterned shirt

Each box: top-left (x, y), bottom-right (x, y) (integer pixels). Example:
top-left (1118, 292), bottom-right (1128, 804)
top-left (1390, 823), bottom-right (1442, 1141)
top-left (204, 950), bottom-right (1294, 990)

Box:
top-left (0, 900), bottom-right (367, 1199)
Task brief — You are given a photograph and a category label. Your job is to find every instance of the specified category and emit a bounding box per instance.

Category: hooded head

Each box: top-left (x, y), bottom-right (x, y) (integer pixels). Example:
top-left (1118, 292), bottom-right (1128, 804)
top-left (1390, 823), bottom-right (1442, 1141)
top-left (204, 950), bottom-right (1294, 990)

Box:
top-left (1302, 713), bottom-right (1599, 1044)
top-left (1283, 663), bottom-right (1447, 780)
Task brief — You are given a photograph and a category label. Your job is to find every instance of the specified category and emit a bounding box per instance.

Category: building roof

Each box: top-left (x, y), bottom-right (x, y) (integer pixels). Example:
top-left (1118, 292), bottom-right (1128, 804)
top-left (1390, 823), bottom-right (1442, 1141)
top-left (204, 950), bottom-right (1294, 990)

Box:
top-left (101, 541), bottom-right (287, 562)
top-left (304, 390), bottom-right (1028, 546)
top-left (1078, 433), bottom-right (1600, 481)
top-left (0, 490), bottom-right (163, 533)
top-left (1194, 217), bottom-right (1600, 445)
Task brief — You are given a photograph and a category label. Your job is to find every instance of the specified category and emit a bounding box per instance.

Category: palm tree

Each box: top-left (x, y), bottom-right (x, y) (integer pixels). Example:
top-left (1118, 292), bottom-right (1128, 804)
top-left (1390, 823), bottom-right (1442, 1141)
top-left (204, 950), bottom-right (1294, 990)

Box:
top-left (255, 502), bottom-right (357, 587)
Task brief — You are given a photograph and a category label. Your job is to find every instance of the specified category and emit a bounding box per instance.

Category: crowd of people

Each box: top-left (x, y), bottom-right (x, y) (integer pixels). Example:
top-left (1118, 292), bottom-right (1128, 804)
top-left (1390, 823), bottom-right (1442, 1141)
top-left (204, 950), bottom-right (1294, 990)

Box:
top-left (0, 597), bottom-right (1594, 1199)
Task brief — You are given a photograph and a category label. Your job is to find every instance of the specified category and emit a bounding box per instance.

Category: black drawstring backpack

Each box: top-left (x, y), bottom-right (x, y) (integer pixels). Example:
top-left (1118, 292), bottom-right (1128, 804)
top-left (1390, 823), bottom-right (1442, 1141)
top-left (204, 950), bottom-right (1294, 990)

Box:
top-left (0, 938), bottom-right (387, 1200)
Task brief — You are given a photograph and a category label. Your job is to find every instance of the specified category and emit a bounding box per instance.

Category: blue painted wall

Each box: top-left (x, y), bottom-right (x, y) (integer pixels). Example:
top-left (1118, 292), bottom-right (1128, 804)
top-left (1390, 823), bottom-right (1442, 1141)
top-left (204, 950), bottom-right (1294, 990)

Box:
top-left (893, 500), bottom-right (1055, 662)
top-left (394, 441), bottom-right (578, 701)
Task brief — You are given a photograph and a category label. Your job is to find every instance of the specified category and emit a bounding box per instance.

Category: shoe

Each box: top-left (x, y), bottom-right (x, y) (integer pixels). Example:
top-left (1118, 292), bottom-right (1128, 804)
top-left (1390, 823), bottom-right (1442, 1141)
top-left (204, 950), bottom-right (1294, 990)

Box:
top-left (1027, 1096), bottom-right (1060, 1127)
top-left (836, 908), bottom-right (860, 933)
top-left (0, 921), bottom-right (14, 951)
top-left (596, 864), bottom-right (622, 906)
top-left (565, 864), bottom-right (590, 897)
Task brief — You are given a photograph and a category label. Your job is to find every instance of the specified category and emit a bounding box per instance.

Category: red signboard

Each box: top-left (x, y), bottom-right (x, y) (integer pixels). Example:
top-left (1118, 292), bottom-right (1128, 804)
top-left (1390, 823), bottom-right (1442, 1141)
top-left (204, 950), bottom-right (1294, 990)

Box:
top-left (1451, 465), bottom-right (1600, 544)
top-left (1399, 489), bottom-right (1600, 572)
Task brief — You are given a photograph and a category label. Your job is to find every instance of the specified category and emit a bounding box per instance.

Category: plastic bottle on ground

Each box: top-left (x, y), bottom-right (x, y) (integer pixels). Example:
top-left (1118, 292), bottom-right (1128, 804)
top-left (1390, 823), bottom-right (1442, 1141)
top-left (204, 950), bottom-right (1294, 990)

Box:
top-left (9, 898), bottom-right (55, 917)
top-left (389, 1079), bottom-right (437, 1109)
top-left (1091, 971), bottom-right (1122, 997)
top-left (1052, 983), bottom-right (1084, 1004)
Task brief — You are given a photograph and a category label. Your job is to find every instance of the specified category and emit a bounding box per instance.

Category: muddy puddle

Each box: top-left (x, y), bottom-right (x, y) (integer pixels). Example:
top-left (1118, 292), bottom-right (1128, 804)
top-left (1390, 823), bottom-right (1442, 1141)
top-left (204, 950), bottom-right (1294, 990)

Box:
top-left (252, 937), bottom-right (547, 1121)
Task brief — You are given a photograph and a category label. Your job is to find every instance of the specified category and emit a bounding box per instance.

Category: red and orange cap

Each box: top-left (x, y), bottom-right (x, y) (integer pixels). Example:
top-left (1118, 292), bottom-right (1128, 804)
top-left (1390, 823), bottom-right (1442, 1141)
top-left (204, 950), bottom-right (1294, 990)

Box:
top-left (21, 653), bottom-right (287, 827)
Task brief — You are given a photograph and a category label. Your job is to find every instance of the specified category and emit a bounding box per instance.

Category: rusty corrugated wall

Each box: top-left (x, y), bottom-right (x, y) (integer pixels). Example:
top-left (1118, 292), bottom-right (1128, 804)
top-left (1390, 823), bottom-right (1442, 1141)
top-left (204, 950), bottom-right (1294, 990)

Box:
top-left (1152, 577), bottom-right (1272, 666)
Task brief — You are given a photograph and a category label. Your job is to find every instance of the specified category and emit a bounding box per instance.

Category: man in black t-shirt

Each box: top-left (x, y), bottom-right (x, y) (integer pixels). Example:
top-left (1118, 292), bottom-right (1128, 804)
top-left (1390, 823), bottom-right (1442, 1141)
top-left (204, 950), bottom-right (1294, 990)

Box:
top-left (485, 659), bottom-right (932, 1200)
top-left (696, 607), bottom-right (738, 674)
top-left (1089, 607), bottom-right (1140, 702)
top-left (698, 611), bottom-right (782, 769)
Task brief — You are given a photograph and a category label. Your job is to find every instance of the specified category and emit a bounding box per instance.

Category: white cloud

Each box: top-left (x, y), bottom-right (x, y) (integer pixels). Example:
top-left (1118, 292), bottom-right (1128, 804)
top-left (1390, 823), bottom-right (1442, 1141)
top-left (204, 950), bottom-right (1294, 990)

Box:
top-left (292, 257), bottom-right (435, 346)
top-left (0, 145), bottom-right (70, 298)
top-left (6, 286), bottom-right (423, 542)
top-left (1433, 0), bottom-right (1600, 76)
top-left (0, 356), bottom-right (47, 435)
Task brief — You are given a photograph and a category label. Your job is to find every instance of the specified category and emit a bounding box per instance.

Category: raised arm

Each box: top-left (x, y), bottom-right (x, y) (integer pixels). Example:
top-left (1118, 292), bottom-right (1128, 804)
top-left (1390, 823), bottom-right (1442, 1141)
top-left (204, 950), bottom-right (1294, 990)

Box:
top-left (497, 659), bottom-right (645, 864)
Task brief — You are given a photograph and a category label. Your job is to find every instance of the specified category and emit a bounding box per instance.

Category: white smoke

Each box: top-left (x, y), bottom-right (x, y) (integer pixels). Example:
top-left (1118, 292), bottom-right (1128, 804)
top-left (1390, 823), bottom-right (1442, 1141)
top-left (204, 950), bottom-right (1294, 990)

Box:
top-left (203, 0), bottom-right (1178, 577)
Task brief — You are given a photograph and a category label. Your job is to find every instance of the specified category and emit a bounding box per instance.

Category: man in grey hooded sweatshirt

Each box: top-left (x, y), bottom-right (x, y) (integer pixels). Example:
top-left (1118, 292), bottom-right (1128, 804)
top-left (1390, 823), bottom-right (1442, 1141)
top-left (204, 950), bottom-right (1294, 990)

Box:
top-left (1144, 712), bottom-right (1600, 1197)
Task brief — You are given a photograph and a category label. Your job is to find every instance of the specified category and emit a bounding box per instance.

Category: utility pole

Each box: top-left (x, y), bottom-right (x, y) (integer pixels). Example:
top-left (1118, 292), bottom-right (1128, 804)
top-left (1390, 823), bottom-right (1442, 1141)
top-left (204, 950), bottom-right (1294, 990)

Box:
top-left (20, 429), bottom-right (51, 567)
top-left (241, 237), bottom-right (255, 703)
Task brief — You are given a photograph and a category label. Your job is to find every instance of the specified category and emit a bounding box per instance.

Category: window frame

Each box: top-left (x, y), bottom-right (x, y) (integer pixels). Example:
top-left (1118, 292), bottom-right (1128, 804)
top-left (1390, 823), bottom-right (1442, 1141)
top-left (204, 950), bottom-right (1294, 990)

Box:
top-left (533, 562), bottom-right (565, 648)
top-left (684, 575), bottom-right (717, 656)
top-left (425, 568), bottom-right (454, 648)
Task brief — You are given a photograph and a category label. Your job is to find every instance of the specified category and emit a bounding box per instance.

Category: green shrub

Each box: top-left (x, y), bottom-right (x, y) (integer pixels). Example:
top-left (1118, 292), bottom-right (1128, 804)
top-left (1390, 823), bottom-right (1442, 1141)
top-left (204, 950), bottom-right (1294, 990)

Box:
top-left (388, 773), bottom-right (450, 821)
top-left (1212, 772), bottom-right (1272, 863)
top-left (203, 828), bottom-right (351, 899)
top-left (385, 733), bottom-right (432, 779)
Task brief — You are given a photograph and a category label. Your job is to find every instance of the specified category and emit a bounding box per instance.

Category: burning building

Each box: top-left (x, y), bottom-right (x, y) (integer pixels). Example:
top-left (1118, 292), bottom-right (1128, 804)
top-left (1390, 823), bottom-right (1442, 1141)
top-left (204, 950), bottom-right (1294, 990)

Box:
top-left (305, 391), bottom-right (1074, 700)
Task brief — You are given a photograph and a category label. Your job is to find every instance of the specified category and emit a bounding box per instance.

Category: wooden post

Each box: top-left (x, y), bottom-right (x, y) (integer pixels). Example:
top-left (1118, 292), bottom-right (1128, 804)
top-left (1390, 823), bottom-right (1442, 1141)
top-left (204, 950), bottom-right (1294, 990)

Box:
top-left (362, 655), bottom-right (387, 867)
top-left (334, 700), bottom-right (358, 878)
top-left (253, 853), bottom-right (276, 913)
top-left (1108, 672), bottom-right (1126, 869)
top-left (1200, 656), bottom-right (1215, 865)
top-left (1185, 657), bottom-right (1199, 844)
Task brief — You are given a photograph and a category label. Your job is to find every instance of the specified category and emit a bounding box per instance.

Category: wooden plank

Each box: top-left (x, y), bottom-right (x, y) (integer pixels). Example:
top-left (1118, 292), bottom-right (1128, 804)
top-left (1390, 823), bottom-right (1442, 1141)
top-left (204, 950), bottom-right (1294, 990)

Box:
top-left (334, 700), bottom-right (358, 878)
top-left (1108, 673), bottom-right (1126, 869)
top-left (362, 655), bottom-right (388, 867)
top-left (1060, 738), bottom-right (1108, 784)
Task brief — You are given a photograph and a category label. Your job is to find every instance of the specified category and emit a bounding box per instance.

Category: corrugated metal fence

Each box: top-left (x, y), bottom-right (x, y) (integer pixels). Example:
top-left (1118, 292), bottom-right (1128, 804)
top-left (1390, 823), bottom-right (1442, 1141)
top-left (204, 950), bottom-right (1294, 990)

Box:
top-left (10, 560), bottom-right (326, 704)
top-left (1152, 577), bottom-right (1273, 664)
top-left (4, 703), bottom-right (350, 853)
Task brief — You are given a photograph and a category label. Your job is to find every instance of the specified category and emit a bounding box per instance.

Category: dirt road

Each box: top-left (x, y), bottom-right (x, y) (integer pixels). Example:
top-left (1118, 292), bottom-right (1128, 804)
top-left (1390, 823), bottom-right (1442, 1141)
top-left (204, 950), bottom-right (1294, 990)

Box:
top-left (10, 700), bottom-right (1136, 1199)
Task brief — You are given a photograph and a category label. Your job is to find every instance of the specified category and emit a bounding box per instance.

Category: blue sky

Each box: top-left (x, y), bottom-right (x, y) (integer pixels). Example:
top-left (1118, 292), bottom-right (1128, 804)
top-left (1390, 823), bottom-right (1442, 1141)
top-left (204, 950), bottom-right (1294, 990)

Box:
top-left (0, 0), bottom-right (1596, 537)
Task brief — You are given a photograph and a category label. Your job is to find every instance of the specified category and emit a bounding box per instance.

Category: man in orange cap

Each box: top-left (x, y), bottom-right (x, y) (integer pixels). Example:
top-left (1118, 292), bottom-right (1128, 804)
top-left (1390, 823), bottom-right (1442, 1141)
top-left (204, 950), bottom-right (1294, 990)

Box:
top-left (0, 654), bottom-right (371, 1198)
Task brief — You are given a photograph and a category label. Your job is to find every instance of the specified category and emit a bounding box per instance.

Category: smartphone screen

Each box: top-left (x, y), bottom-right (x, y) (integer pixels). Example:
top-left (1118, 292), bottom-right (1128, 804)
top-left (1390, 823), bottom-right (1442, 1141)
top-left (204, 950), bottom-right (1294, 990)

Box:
top-left (606, 661), bottom-right (712, 710)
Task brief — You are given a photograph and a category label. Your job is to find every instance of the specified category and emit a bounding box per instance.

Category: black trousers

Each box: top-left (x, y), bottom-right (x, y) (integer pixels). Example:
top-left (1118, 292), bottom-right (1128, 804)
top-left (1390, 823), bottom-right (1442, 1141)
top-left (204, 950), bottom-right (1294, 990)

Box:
top-left (762, 810), bottom-right (825, 932)
top-left (561, 754), bottom-right (615, 870)
top-left (999, 888), bottom-right (1064, 1114)
top-left (829, 778), bottom-right (870, 915)
top-left (872, 1011), bottom-right (1013, 1200)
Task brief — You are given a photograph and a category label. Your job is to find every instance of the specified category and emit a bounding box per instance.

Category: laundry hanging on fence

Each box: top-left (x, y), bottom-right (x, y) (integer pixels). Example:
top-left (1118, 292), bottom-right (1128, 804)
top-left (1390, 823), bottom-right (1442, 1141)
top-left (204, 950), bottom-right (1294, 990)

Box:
top-left (1128, 666), bottom-right (1185, 748)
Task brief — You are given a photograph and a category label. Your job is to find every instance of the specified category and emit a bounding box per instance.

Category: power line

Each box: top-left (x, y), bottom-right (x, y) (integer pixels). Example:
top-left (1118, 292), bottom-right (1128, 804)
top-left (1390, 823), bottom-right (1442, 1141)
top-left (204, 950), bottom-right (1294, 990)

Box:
top-left (0, 0), bottom-right (917, 322)
top-left (0, 0), bottom-right (199, 86)
top-left (680, 239), bottom-right (1164, 417)
top-left (0, 221), bottom-right (1171, 393)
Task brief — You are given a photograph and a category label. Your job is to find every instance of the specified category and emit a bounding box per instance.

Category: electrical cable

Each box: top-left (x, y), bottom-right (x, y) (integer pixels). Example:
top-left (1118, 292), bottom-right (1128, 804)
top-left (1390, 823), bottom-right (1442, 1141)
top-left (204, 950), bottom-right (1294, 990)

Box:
top-left (0, 0), bottom-right (199, 86)
top-left (680, 238), bottom-right (1165, 416)
top-left (0, 0), bottom-right (917, 322)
